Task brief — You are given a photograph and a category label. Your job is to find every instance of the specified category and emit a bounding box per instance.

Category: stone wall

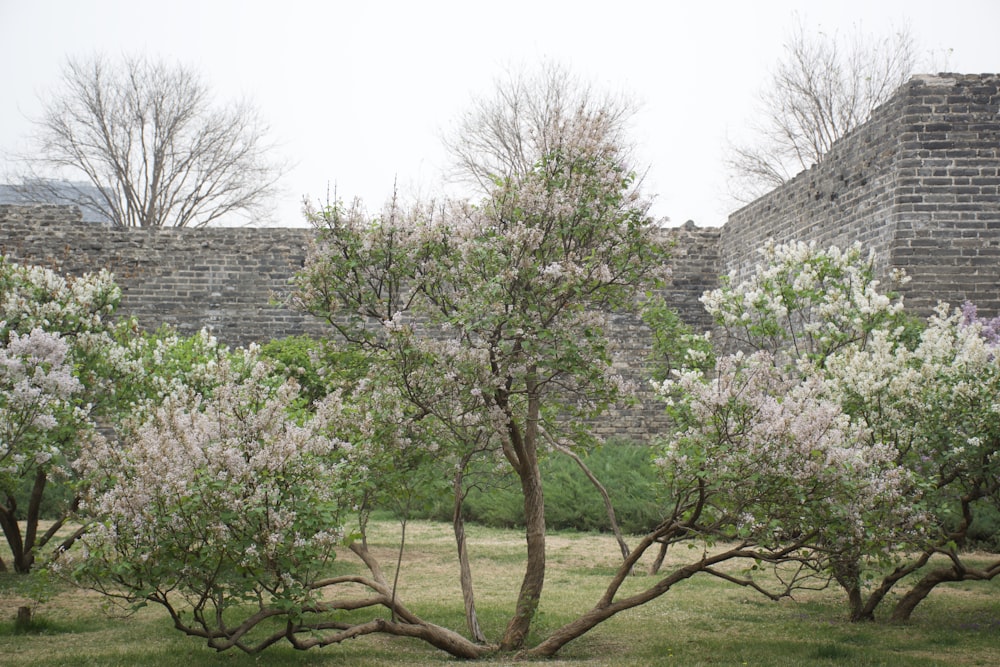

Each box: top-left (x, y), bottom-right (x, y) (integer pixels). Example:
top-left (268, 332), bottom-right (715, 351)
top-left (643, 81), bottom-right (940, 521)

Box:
top-left (0, 205), bottom-right (325, 344)
top-left (722, 83), bottom-right (903, 279)
top-left (0, 205), bottom-right (721, 443)
top-left (0, 206), bottom-right (720, 346)
top-left (889, 75), bottom-right (1000, 316)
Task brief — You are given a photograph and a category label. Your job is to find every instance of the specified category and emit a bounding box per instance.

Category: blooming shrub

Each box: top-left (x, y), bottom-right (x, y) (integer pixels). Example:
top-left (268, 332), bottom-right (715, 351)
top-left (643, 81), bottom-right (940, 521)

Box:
top-left (0, 328), bottom-right (81, 479)
top-left (70, 349), bottom-right (365, 649)
top-left (105, 326), bottom-right (227, 434)
top-left (0, 257), bottom-right (122, 572)
top-left (655, 350), bottom-right (910, 552)
top-left (665, 241), bottom-right (1000, 621)
top-left (701, 240), bottom-right (909, 365)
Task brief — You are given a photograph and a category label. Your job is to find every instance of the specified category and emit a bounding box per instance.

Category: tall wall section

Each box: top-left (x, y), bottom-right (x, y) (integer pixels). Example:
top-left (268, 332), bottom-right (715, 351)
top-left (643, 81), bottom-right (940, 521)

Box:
top-left (722, 80), bottom-right (905, 279)
top-left (723, 73), bottom-right (1000, 317)
top-left (889, 75), bottom-right (1000, 316)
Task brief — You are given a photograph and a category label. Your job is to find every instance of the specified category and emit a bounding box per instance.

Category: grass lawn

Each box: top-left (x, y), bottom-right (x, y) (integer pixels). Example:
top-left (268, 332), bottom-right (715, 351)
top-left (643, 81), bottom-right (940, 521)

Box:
top-left (1, 519), bottom-right (998, 666)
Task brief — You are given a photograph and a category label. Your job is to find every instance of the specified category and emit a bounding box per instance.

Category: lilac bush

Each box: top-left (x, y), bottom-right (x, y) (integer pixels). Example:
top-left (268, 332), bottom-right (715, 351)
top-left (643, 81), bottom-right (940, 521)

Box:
top-left (682, 241), bottom-right (1000, 621)
top-left (0, 257), bottom-right (121, 573)
top-left (68, 350), bottom-right (377, 652)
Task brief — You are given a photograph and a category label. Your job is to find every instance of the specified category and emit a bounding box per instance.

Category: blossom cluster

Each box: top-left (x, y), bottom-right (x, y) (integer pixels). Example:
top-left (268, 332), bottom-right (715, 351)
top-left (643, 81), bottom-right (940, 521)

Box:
top-left (0, 328), bottom-right (81, 475)
top-left (0, 258), bottom-right (120, 338)
top-left (701, 240), bottom-right (907, 366)
top-left (656, 350), bottom-right (909, 547)
top-left (72, 349), bottom-right (363, 608)
top-left (107, 327), bottom-right (225, 433)
top-left (0, 258), bottom-right (123, 479)
top-left (960, 300), bottom-right (1000, 349)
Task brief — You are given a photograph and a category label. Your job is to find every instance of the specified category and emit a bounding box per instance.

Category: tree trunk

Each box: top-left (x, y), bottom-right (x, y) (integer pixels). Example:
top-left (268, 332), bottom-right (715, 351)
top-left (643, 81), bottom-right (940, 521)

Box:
top-left (452, 465), bottom-right (487, 643)
top-left (890, 566), bottom-right (962, 622)
top-left (832, 558), bottom-right (868, 622)
top-left (855, 551), bottom-right (932, 622)
top-left (0, 471), bottom-right (76, 575)
top-left (500, 453), bottom-right (546, 651)
top-left (649, 541), bottom-right (668, 575)
top-left (24, 469), bottom-right (47, 561)
top-left (0, 497), bottom-right (30, 573)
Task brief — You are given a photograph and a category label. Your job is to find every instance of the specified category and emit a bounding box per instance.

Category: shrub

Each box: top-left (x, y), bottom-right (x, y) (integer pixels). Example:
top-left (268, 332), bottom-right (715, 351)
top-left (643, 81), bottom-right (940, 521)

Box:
top-left (408, 439), bottom-right (662, 534)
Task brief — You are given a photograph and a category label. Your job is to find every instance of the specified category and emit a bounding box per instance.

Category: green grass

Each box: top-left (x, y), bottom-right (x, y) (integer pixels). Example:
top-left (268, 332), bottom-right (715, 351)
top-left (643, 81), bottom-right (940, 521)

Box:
top-left (2, 520), bottom-right (999, 666)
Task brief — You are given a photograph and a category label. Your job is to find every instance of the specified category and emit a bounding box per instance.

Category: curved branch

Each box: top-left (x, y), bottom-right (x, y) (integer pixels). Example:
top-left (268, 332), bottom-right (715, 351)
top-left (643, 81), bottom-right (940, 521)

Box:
top-left (546, 435), bottom-right (630, 562)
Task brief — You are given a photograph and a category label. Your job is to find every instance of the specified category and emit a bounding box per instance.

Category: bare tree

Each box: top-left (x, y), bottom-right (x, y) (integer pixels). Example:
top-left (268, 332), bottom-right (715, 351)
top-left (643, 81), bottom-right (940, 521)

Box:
top-left (728, 21), bottom-right (916, 201)
top-left (13, 54), bottom-right (283, 227)
top-left (444, 61), bottom-right (639, 196)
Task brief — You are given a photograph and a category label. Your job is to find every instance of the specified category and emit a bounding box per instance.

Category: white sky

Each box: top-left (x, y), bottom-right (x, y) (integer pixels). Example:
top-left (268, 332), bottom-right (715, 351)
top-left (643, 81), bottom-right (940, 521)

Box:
top-left (1, 0), bottom-right (997, 228)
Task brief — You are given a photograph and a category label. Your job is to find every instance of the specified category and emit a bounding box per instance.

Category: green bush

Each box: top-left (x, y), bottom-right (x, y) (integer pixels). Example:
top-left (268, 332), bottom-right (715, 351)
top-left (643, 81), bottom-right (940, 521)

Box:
top-left (408, 440), bottom-right (664, 534)
top-left (260, 335), bottom-right (370, 407)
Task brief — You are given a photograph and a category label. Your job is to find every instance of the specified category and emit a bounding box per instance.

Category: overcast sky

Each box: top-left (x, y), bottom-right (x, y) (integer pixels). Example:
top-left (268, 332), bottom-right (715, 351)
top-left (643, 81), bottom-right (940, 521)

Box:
top-left (1, 0), bottom-right (997, 228)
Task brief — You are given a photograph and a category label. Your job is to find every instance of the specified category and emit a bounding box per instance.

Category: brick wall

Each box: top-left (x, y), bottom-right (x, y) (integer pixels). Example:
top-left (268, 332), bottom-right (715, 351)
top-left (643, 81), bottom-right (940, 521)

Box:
top-left (724, 73), bottom-right (1000, 317)
top-left (723, 82), bottom-right (904, 280)
top-left (0, 206), bottom-right (720, 346)
top-left (889, 75), bottom-right (1000, 316)
top-left (0, 205), bottom-right (325, 345)
top-left (0, 206), bottom-right (722, 443)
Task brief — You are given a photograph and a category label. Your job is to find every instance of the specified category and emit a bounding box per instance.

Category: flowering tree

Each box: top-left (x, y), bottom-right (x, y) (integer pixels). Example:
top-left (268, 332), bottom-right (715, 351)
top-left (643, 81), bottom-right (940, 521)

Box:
top-left (689, 241), bottom-right (1000, 622)
top-left (287, 74), bottom-right (907, 658)
top-left (69, 350), bottom-right (434, 652)
top-left (523, 346), bottom-right (906, 657)
top-left (826, 304), bottom-right (1000, 620)
top-left (297, 90), bottom-right (671, 650)
top-left (0, 257), bottom-right (120, 573)
top-left (0, 329), bottom-right (82, 573)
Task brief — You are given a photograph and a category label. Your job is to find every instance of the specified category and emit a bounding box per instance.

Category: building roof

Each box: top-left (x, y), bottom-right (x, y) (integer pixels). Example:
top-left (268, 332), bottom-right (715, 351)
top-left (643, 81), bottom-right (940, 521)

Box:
top-left (0, 180), bottom-right (111, 224)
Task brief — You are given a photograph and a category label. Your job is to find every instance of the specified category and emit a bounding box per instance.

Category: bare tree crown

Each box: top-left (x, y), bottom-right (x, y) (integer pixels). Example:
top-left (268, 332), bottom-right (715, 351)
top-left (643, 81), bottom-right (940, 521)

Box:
top-left (444, 62), bottom-right (639, 196)
top-left (728, 22), bottom-right (916, 201)
top-left (17, 54), bottom-right (283, 227)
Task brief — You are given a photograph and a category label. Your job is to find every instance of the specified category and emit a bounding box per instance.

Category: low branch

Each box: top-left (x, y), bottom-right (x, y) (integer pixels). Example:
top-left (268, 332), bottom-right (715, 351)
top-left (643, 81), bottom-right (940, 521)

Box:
top-left (702, 567), bottom-right (787, 601)
top-left (528, 533), bottom-right (821, 657)
top-left (547, 435), bottom-right (630, 562)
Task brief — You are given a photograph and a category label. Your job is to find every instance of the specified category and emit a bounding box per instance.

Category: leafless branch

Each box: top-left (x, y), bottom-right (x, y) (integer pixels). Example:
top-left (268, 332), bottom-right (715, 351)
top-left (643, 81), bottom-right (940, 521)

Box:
top-left (443, 60), bottom-right (639, 196)
top-left (727, 21), bottom-right (915, 201)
